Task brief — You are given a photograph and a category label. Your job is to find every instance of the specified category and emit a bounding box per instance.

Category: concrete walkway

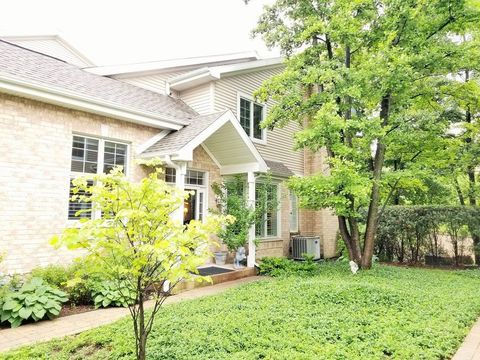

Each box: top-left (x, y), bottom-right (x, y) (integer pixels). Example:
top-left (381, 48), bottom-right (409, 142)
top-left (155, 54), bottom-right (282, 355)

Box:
top-left (453, 318), bottom-right (480, 360)
top-left (0, 276), bottom-right (262, 353)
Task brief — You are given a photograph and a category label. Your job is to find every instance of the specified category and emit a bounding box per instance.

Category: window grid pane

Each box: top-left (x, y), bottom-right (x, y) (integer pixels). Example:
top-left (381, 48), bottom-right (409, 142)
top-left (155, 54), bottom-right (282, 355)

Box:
top-left (71, 136), bottom-right (99, 174)
top-left (68, 179), bottom-right (93, 220)
top-left (239, 98), bottom-right (251, 135)
top-left (103, 141), bottom-right (127, 174)
top-left (165, 167), bottom-right (176, 183)
top-left (253, 103), bottom-right (263, 139)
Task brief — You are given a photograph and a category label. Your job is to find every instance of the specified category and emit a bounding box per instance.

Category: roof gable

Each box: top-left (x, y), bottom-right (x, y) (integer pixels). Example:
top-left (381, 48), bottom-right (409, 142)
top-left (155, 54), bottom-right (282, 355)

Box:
top-left (0, 35), bottom-right (94, 67)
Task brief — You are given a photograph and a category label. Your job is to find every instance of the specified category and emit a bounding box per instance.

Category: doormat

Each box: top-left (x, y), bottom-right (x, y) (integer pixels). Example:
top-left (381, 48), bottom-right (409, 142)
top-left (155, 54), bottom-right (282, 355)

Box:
top-left (196, 266), bottom-right (235, 276)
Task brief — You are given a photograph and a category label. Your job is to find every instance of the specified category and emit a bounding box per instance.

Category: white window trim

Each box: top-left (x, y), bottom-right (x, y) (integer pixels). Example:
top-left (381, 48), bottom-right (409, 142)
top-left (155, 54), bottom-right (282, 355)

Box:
top-left (290, 191), bottom-right (299, 233)
top-left (68, 133), bottom-right (130, 222)
top-left (236, 91), bottom-right (267, 145)
top-left (255, 181), bottom-right (281, 240)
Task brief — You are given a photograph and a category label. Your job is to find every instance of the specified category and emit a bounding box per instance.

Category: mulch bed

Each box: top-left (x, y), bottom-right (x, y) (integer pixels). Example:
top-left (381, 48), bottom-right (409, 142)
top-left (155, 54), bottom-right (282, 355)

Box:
top-left (59, 304), bottom-right (96, 317)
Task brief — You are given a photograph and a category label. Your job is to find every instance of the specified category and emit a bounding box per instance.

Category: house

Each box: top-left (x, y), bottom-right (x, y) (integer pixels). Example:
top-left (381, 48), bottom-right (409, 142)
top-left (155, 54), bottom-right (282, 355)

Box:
top-left (0, 35), bottom-right (338, 275)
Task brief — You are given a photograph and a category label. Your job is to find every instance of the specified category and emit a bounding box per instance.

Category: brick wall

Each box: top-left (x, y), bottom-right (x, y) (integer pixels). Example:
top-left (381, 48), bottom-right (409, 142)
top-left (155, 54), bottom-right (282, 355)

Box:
top-left (299, 148), bottom-right (339, 258)
top-left (0, 93), bottom-right (159, 274)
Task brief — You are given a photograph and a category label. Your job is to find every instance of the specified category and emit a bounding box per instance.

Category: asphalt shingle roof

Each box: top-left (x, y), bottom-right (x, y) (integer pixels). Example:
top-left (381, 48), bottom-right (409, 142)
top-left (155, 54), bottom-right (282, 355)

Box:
top-left (142, 111), bottom-right (227, 155)
top-left (0, 40), bottom-right (197, 123)
top-left (265, 160), bottom-right (294, 178)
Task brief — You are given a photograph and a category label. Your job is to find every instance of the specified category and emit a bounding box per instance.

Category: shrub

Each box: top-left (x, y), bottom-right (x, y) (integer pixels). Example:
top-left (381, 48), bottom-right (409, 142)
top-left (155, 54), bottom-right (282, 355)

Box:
top-left (258, 256), bottom-right (320, 277)
top-left (30, 264), bottom-right (72, 289)
top-left (29, 263), bottom-right (94, 306)
top-left (92, 280), bottom-right (137, 308)
top-left (375, 206), bottom-right (480, 264)
top-left (0, 277), bottom-right (68, 328)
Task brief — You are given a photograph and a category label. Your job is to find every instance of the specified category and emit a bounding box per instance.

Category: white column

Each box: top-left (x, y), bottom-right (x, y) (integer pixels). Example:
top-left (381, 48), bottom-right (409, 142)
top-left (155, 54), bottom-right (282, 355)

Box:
top-left (174, 161), bottom-right (187, 224)
top-left (247, 171), bottom-right (256, 268)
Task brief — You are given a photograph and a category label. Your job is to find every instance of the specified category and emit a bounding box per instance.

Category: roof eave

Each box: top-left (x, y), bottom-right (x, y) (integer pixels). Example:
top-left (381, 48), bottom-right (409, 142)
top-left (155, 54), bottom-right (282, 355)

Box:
top-left (0, 75), bottom-right (185, 130)
top-left (169, 69), bottom-right (219, 91)
top-left (168, 58), bottom-right (285, 92)
top-left (84, 51), bottom-right (260, 76)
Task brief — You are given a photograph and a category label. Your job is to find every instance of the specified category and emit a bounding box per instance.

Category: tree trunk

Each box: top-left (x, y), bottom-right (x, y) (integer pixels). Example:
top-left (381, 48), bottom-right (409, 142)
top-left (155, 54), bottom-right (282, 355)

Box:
top-left (361, 95), bottom-right (390, 269)
top-left (136, 293), bottom-right (147, 360)
top-left (338, 216), bottom-right (362, 263)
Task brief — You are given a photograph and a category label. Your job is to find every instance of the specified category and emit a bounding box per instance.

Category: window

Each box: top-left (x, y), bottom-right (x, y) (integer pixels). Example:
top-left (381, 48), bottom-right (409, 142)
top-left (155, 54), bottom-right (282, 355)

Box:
top-left (238, 96), bottom-right (265, 141)
top-left (185, 170), bottom-right (205, 186)
top-left (68, 135), bottom-right (128, 220)
top-left (164, 168), bottom-right (205, 186)
top-left (165, 167), bottom-right (176, 183)
top-left (255, 184), bottom-right (279, 238)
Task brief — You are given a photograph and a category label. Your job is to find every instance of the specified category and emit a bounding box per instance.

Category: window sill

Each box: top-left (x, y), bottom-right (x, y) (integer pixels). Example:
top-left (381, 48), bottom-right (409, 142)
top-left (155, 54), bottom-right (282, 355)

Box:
top-left (251, 138), bottom-right (267, 145)
top-left (257, 237), bottom-right (282, 243)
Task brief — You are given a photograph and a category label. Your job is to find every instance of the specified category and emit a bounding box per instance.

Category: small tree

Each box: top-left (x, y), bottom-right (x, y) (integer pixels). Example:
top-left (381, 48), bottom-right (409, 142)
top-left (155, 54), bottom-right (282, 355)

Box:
top-left (52, 166), bottom-right (229, 360)
top-left (211, 175), bottom-right (279, 252)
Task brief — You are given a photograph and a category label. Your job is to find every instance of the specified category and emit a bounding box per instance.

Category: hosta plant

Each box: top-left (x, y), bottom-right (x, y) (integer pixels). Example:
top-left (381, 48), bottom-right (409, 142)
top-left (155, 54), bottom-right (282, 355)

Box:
top-left (92, 280), bottom-right (137, 308)
top-left (0, 277), bottom-right (68, 328)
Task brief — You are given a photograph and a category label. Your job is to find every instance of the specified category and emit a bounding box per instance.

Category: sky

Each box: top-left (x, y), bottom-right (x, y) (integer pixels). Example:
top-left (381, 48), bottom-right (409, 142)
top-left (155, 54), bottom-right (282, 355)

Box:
top-left (0, 0), bottom-right (279, 66)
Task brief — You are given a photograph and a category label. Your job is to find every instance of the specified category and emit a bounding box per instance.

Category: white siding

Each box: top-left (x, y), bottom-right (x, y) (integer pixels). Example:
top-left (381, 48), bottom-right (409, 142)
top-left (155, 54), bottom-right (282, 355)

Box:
top-left (213, 68), bottom-right (304, 175)
top-left (117, 70), bottom-right (188, 95)
top-left (179, 83), bottom-right (213, 115)
top-left (5, 38), bottom-right (91, 67)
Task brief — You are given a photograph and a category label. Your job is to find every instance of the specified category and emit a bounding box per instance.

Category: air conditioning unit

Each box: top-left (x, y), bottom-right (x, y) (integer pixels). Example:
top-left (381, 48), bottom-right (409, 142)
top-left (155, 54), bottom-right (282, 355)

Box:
top-left (291, 235), bottom-right (321, 260)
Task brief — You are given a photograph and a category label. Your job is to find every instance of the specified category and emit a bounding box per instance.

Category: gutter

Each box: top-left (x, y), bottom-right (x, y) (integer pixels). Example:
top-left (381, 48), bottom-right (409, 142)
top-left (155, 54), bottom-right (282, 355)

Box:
top-left (0, 75), bottom-right (188, 130)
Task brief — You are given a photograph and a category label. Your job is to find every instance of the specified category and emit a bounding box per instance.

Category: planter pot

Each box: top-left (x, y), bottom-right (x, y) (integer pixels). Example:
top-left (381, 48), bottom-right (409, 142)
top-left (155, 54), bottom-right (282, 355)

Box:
top-left (214, 251), bottom-right (228, 265)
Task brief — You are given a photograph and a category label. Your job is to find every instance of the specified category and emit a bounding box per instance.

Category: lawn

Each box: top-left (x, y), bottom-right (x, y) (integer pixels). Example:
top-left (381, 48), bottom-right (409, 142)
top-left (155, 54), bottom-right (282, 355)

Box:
top-left (2, 263), bottom-right (480, 360)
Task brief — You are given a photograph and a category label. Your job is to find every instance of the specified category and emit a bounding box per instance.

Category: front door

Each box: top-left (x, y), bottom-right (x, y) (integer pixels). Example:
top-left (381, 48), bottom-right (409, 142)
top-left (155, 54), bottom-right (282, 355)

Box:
top-left (183, 188), bottom-right (205, 224)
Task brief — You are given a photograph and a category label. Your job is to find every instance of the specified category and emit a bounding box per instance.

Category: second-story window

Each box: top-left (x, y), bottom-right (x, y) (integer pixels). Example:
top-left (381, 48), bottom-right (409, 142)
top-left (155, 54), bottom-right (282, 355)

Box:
top-left (239, 96), bottom-right (265, 141)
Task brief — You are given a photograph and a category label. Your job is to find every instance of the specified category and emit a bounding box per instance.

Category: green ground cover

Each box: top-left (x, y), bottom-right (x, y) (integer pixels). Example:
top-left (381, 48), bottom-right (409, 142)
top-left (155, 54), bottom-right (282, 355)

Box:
top-left (2, 263), bottom-right (480, 359)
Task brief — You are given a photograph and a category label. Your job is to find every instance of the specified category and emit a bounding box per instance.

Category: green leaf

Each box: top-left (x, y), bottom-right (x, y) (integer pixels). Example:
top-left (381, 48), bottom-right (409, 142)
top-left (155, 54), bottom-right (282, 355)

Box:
top-left (1, 310), bottom-right (12, 322)
top-left (2, 301), bottom-right (19, 311)
top-left (18, 307), bottom-right (33, 320)
top-left (33, 308), bottom-right (46, 320)
top-left (9, 318), bottom-right (22, 328)
top-left (48, 307), bottom-right (60, 317)
top-left (37, 296), bottom-right (49, 305)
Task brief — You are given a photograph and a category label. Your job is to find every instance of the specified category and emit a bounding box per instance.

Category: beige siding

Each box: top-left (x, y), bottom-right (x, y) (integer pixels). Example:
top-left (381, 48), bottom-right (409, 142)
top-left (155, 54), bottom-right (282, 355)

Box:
top-left (117, 70), bottom-right (188, 95)
top-left (213, 68), bottom-right (304, 175)
top-left (179, 83), bottom-right (213, 115)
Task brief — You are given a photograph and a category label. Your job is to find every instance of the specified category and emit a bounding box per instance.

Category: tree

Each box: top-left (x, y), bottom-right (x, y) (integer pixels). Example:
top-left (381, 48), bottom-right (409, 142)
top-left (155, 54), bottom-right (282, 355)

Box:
top-left (52, 165), bottom-right (230, 360)
top-left (253, 0), bottom-right (480, 269)
top-left (211, 175), bottom-right (279, 252)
